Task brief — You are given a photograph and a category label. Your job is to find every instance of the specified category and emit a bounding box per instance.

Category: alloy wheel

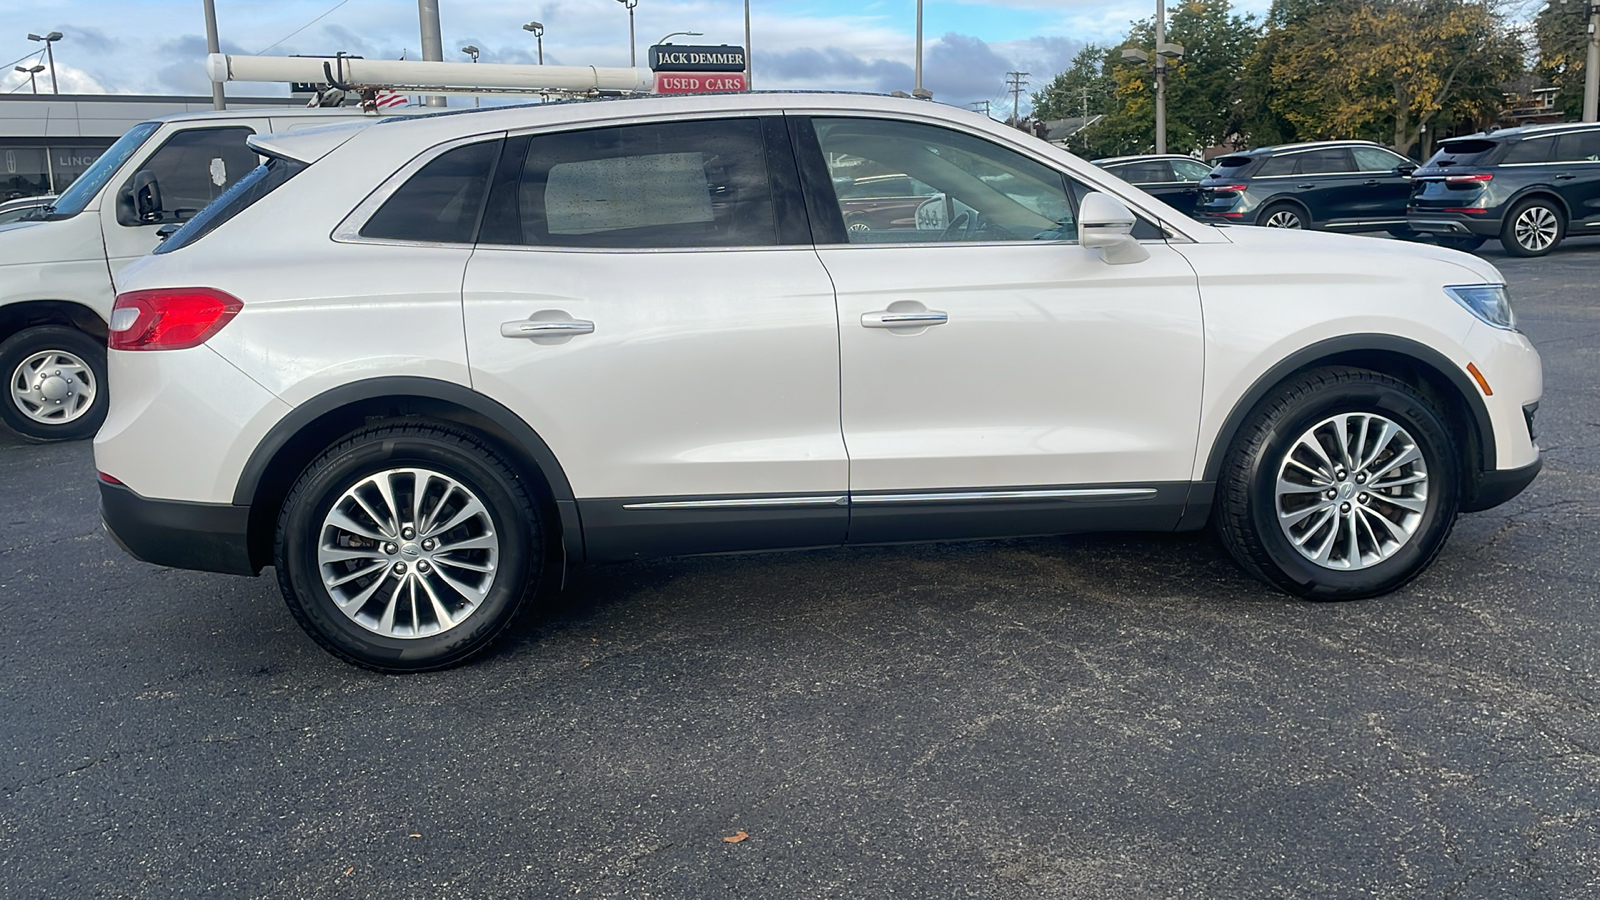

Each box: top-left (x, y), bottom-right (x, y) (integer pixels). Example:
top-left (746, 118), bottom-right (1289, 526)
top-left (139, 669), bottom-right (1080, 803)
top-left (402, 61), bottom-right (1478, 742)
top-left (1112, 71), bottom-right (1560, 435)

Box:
top-left (1514, 206), bottom-right (1559, 253)
top-left (1264, 209), bottom-right (1303, 229)
top-left (1274, 413), bottom-right (1429, 570)
top-left (316, 467), bottom-right (500, 638)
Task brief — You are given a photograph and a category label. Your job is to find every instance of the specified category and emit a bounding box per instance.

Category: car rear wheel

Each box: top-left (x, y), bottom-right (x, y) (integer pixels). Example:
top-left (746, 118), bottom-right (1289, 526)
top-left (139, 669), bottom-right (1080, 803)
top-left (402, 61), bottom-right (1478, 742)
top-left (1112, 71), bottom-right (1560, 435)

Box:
top-left (1432, 235), bottom-right (1486, 252)
top-left (1500, 198), bottom-right (1564, 257)
top-left (275, 422), bottom-right (544, 672)
top-left (1214, 367), bottom-right (1459, 600)
top-left (0, 325), bottom-right (108, 442)
top-left (1258, 203), bottom-right (1306, 229)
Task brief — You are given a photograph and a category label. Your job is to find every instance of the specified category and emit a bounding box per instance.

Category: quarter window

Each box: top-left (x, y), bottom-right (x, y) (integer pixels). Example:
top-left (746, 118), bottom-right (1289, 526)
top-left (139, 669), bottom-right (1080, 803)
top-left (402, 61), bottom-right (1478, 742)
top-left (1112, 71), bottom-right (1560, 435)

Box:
top-left (1254, 155), bottom-right (1297, 176)
top-left (479, 118), bottom-right (777, 248)
top-left (1502, 137), bottom-right (1555, 164)
top-left (360, 139), bottom-right (500, 244)
top-left (812, 117), bottom-right (1076, 244)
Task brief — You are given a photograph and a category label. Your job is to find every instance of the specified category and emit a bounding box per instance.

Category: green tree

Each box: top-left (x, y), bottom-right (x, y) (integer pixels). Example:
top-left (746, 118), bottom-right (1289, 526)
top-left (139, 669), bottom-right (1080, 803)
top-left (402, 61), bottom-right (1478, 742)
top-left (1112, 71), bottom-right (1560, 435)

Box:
top-left (1534, 0), bottom-right (1589, 118)
top-left (1031, 44), bottom-right (1113, 123)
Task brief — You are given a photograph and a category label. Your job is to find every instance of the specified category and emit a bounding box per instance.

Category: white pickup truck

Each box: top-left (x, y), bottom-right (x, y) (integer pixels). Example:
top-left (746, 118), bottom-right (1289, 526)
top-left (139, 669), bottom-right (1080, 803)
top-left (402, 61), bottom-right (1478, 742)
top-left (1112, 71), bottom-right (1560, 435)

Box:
top-left (0, 106), bottom-right (391, 441)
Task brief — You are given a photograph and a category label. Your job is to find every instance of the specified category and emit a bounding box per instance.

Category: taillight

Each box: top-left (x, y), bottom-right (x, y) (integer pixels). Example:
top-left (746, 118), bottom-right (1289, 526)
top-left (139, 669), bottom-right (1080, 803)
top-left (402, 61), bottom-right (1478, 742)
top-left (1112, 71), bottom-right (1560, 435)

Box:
top-left (1445, 174), bottom-right (1493, 183)
top-left (1208, 184), bottom-right (1248, 192)
top-left (108, 288), bottom-right (243, 351)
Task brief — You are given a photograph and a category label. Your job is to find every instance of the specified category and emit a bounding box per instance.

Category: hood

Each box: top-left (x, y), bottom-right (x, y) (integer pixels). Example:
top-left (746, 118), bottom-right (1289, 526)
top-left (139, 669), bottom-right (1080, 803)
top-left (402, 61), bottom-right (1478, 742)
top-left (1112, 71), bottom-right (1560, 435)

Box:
top-left (1215, 225), bottom-right (1504, 285)
top-left (0, 214), bottom-right (102, 267)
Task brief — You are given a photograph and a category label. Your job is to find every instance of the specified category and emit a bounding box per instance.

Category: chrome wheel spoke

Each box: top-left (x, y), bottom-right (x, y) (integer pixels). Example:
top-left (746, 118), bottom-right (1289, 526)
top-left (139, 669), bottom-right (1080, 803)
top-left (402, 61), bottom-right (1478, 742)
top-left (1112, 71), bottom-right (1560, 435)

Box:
top-left (326, 508), bottom-right (389, 543)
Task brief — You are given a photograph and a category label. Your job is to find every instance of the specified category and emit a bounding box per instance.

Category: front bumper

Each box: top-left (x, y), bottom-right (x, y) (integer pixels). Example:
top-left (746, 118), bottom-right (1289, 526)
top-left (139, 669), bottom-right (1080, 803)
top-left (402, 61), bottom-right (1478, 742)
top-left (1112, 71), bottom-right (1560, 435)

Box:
top-left (100, 478), bottom-right (257, 576)
top-left (1462, 454), bottom-right (1542, 513)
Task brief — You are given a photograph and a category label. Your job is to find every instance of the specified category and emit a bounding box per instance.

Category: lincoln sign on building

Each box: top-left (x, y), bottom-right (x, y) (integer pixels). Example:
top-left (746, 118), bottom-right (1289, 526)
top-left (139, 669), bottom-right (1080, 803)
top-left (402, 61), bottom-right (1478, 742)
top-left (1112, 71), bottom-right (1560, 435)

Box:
top-left (649, 44), bottom-right (748, 94)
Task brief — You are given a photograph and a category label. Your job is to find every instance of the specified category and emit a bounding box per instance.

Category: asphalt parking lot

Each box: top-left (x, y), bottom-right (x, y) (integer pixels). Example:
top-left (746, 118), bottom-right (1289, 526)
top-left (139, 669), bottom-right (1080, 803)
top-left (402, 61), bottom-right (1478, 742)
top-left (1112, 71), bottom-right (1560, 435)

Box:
top-left (3, 236), bottom-right (1598, 898)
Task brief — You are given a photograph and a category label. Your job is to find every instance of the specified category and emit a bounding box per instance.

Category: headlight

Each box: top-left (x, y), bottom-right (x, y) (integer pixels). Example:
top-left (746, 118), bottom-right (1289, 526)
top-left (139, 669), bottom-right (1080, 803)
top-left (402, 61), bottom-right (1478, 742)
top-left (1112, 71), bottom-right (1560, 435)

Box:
top-left (1445, 284), bottom-right (1516, 331)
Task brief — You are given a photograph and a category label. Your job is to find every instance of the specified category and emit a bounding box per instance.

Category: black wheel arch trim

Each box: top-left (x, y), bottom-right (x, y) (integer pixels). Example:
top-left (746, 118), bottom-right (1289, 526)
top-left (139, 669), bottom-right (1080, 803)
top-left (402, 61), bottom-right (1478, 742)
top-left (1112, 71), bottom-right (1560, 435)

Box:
top-left (233, 377), bottom-right (582, 568)
top-left (1504, 188), bottom-right (1571, 222)
top-left (1201, 333), bottom-right (1496, 485)
top-left (1255, 196), bottom-right (1312, 226)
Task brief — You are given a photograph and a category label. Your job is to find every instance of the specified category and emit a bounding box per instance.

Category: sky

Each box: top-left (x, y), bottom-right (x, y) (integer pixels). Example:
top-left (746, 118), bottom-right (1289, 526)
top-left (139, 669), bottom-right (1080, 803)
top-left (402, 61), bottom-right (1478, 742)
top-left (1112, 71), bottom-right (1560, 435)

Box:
top-left (0, 0), bottom-right (1275, 116)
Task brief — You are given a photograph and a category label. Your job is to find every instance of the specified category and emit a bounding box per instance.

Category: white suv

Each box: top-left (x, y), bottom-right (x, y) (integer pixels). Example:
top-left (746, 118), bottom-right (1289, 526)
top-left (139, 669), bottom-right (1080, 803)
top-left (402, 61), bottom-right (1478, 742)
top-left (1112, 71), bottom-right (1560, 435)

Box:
top-left (94, 93), bottom-right (1543, 671)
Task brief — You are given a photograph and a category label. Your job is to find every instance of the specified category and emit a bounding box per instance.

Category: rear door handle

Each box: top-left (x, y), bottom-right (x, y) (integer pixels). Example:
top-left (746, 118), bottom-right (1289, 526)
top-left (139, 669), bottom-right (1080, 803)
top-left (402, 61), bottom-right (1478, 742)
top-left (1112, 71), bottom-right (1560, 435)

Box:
top-left (1555, 173), bottom-right (1576, 180)
top-left (1363, 180), bottom-right (1380, 186)
top-left (501, 319), bottom-right (595, 338)
top-left (1296, 183), bottom-right (1315, 189)
top-left (862, 310), bottom-right (948, 328)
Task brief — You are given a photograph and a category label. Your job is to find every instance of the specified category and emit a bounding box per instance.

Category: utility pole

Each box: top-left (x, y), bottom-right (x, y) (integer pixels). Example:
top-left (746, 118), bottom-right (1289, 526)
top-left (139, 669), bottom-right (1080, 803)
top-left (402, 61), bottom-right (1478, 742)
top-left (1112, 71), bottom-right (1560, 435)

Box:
top-left (1006, 71), bottom-right (1029, 124)
top-left (1585, 0), bottom-right (1599, 122)
top-left (969, 100), bottom-right (991, 117)
top-left (1154, 0), bottom-right (1167, 153)
top-left (202, 0), bottom-right (225, 109)
top-left (744, 0), bottom-right (753, 89)
top-left (914, 0), bottom-right (926, 99)
top-left (417, 0), bottom-right (446, 107)
top-left (617, 0), bottom-right (639, 67)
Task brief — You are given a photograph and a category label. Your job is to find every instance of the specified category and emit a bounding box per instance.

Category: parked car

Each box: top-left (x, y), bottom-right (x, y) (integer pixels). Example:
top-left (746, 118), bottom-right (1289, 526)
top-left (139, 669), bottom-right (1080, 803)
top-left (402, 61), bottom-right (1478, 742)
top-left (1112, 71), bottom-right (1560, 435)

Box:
top-left (96, 92), bottom-right (1542, 671)
top-left (1197, 140), bottom-right (1418, 232)
top-left (1092, 154), bottom-right (1213, 217)
top-left (0, 106), bottom-right (398, 443)
top-left (0, 194), bottom-right (55, 225)
top-left (1407, 122), bottom-right (1600, 257)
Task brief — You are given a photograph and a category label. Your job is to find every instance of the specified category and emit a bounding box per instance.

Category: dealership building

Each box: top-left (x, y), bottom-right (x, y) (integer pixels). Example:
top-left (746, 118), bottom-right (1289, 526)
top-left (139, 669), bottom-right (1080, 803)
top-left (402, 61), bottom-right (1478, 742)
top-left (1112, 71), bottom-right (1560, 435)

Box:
top-left (0, 93), bottom-right (293, 201)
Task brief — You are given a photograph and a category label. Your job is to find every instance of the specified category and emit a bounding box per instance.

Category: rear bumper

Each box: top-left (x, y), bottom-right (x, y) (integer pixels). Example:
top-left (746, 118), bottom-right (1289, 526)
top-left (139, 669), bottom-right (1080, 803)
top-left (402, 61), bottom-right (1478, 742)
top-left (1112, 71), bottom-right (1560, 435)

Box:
top-left (1406, 211), bottom-right (1502, 237)
top-left (1462, 454), bottom-right (1542, 513)
top-left (99, 478), bottom-right (257, 576)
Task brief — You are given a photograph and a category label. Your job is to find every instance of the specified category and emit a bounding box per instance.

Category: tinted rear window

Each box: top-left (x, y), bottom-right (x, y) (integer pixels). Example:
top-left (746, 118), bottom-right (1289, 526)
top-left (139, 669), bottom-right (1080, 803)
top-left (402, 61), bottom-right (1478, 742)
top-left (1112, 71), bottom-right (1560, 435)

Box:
top-left (361, 139), bottom-right (500, 244)
top-left (1502, 137), bottom-right (1556, 164)
top-left (1211, 156), bottom-right (1252, 171)
top-left (1428, 140), bottom-right (1497, 167)
top-left (1255, 155), bottom-right (1297, 176)
top-left (1556, 130), bottom-right (1600, 162)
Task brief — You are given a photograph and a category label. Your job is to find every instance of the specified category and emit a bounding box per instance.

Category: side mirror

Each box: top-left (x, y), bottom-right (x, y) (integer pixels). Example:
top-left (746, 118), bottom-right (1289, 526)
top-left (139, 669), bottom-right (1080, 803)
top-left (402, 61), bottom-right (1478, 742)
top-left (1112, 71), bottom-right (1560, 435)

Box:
top-left (155, 223), bottom-right (182, 242)
top-left (1396, 163), bottom-right (1418, 176)
top-left (1078, 192), bottom-right (1150, 265)
top-left (132, 171), bottom-right (164, 223)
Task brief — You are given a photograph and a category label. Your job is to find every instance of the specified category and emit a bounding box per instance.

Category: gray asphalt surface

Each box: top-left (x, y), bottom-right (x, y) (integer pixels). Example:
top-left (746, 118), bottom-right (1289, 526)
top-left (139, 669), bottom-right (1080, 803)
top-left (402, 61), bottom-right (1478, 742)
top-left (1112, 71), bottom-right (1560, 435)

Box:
top-left (3, 237), bottom-right (1598, 898)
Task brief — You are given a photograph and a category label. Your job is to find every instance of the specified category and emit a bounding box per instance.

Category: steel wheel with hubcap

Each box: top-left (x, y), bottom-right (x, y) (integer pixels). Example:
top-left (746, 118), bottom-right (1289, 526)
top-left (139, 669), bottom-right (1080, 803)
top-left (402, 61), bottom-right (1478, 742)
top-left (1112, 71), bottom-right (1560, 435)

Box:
top-left (1216, 366), bottom-right (1459, 599)
top-left (1258, 203), bottom-right (1306, 229)
top-left (0, 325), bottom-right (109, 442)
top-left (277, 422), bottom-right (543, 671)
top-left (1500, 199), bottom-right (1563, 257)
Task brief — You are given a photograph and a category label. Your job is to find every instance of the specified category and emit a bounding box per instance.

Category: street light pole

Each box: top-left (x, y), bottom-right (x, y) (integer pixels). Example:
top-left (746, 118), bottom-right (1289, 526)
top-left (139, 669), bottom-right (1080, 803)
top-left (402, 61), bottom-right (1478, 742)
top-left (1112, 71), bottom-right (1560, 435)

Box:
top-left (417, 0), bottom-right (446, 107)
top-left (1584, 0), bottom-right (1599, 122)
top-left (16, 65), bottom-right (45, 94)
top-left (1154, 0), bottom-right (1167, 154)
top-left (523, 21), bottom-right (544, 65)
top-left (461, 45), bottom-right (479, 106)
top-left (915, 0), bottom-right (924, 97)
top-left (617, 0), bottom-right (639, 67)
top-left (744, 0), bottom-right (752, 88)
top-left (27, 32), bottom-right (62, 94)
top-left (201, 0), bottom-right (225, 109)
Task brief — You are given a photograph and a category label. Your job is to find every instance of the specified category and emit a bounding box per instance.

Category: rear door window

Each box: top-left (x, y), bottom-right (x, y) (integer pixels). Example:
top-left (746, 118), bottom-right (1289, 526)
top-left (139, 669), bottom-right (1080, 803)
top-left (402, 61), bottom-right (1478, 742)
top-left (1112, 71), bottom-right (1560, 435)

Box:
top-left (1113, 160), bottom-right (1174, 184)
top-left (1502, 137), bottom-right (1556, 164)
top-left (1295, 148), bottom-right (1356, 174)
top-left (1170, 158), bottom-right (1212, 181)
top-left (1555, 130), bottom-right (1600, 163)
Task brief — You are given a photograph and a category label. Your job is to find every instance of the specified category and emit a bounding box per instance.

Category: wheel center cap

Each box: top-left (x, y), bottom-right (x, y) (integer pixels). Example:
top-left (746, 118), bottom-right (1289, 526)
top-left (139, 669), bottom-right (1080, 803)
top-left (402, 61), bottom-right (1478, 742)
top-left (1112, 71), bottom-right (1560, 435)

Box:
top-left (1339, 483), bottom-right (1356, 500)
top-left (400, 543), bottom-right (421, 558)
top-left (39, 375), bottom-right (71, 402)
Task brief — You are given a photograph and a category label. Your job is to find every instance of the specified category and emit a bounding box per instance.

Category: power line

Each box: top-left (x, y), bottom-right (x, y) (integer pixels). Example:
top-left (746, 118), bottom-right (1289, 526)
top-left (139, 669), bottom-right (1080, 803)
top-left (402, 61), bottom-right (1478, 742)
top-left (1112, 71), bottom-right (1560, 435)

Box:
top-left (3, 48), bottom-right (47, 72)
top-left (1006, 71), bottom-right (1029, 123)
top-left (255, 0), bottom-right (357, 55)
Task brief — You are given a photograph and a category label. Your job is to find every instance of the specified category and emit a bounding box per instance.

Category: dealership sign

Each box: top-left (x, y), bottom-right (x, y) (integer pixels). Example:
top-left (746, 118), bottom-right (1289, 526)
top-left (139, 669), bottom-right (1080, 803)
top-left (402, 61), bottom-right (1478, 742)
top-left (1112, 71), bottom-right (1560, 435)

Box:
top-left (655, 72), bottom-right (748, 94)
top-left (648, 44), bottom-right (748, 94)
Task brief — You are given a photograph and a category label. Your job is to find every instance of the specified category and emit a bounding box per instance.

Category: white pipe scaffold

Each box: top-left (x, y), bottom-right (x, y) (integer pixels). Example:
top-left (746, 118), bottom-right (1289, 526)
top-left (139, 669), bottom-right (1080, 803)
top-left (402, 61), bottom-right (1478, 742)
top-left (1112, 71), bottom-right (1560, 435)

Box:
top-left (205, 53), bottom-right (656, 95)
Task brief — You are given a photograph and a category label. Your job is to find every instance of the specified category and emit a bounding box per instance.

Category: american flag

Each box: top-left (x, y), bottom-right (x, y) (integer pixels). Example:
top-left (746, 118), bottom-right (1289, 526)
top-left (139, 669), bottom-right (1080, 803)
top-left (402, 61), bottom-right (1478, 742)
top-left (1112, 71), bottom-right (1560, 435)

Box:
top-left (371, 91), bottom-right (408, 108)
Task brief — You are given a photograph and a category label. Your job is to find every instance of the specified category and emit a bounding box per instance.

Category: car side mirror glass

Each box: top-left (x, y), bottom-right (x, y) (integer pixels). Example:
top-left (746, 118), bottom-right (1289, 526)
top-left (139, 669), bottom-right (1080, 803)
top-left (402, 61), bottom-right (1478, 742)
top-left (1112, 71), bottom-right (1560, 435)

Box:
top-left (1078, 192), bottom-right (1150, 265)
top-left (132, 171), bottom-right (164, 224)
top-left (1396, 163), bottom-right (1417, 176)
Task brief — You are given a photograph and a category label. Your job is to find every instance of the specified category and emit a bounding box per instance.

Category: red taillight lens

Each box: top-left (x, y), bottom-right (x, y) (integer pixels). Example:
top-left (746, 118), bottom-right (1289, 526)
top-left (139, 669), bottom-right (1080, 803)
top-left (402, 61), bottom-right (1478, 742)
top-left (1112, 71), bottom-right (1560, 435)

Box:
top-left (1209, 184), bottom-right (1248, 192)
top-left (1445, 173), bottom-right (1493, 183)
top-left (108, 288), bottom-right (243, 351)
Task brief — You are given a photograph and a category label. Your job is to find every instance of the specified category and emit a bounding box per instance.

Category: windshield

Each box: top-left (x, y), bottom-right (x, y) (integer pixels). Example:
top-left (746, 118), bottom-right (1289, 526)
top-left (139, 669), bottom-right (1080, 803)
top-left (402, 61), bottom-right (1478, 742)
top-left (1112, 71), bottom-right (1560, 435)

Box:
top-left (47, 121), bottom-right (160, 218)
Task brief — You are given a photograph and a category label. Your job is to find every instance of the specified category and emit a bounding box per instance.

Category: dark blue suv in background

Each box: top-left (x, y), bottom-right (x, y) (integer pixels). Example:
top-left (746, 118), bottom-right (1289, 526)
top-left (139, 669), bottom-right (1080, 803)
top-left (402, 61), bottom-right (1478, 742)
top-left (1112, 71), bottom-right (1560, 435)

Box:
top-left (1407, 122), bottom-right (1600, 257)
top-left (1196, 140), bottom-right (1418, 232)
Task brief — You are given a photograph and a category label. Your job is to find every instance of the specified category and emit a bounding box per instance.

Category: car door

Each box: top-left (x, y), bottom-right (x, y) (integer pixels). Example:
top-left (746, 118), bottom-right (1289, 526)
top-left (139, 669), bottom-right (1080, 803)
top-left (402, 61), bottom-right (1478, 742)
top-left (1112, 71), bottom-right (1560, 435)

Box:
top-left (795, 115), bottom-right (1204, 543)
top-left (1291, 147), bottom-right (1362, 224)
top-left (1166, 157), bottom-right (1213, 218)
top-left (1349, 145), bottom-right (1415, 221)
top-left (1553, 130), bottom-right (1600, 232)
top-left (100, 123), bottom-right (267, 282)
top-left (460, 115), bottom-right (848, 560)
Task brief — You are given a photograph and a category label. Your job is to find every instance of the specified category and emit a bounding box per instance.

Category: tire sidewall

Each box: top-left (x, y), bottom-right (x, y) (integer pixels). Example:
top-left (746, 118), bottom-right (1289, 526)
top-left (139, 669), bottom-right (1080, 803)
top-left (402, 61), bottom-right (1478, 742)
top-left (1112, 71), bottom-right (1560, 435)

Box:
top-left (1258, 203), bottom-right (1307, 229)
top-left (1501, 199), bottom-right (1563, 257)
top-left (0, 325), bottom-right (109, 442)
top-left (1245, 380), bottom-right (1459, 599)
top-left (277, 431), bottom-right (538, 671)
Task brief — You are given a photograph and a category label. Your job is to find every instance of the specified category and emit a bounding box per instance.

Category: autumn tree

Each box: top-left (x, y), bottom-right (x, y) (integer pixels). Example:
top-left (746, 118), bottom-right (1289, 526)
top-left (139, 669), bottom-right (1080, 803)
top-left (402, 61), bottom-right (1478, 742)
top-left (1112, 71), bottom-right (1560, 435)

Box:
top-left (1535, 0), bottom-right (1590, 118)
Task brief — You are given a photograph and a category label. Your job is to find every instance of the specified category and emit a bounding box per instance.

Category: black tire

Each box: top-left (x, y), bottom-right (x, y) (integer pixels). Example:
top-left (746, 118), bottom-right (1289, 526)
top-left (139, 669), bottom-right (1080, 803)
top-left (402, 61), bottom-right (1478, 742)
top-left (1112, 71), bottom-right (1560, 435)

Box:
top-left (0, 325), bottom-right (108, 442)
top-left (1214, 367), bottom-right (1460, 600)
top-left (1499, 197), bottom-right (1564, 257)
top-left (1256, 202), bottom-right (1308, 230)
top-left (275, 422), bottom-right (544, 672)
top-left (1432, 235), bottom-right (1486, 252)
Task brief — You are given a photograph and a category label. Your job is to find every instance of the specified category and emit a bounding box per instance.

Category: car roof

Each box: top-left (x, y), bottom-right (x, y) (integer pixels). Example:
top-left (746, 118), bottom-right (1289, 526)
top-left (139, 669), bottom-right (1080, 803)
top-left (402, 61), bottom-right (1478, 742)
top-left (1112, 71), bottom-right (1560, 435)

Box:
top-left (1444, 121), bottom-right (1600, 143)
top-left (1091, 154), bottom-right (1201, 165)
top-left (1227, 139), bottom-right (1386, 158)
top-left (147, 105), bottom-right (421, 126)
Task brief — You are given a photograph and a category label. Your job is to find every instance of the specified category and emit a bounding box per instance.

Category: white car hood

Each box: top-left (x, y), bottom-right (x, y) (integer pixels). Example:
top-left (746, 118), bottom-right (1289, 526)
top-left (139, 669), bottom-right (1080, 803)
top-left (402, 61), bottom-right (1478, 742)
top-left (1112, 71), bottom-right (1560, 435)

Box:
top-left (0, 214), bottom-right (101, 267)
top-left (1214, 224), bottom-right (1504, 285)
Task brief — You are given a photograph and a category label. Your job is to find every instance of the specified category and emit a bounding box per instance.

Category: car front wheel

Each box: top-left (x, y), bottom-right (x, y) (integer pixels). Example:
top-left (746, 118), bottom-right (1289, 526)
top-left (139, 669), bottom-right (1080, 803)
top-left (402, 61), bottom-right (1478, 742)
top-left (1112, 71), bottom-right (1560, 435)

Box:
top-left (0, 325), bottom-right (108, 442)
top-left (1215, 367), bottom-right (1459, 600)
top-left (275, 422), bottom-right (544, 671)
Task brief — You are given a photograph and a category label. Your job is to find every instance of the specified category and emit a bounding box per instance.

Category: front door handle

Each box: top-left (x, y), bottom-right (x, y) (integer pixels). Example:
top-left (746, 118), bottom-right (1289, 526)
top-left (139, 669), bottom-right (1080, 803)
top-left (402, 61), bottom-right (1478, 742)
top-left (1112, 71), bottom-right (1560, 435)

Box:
top-left (501, 318), bottom-right (595, 338)
top-left (862, 310), bottom-right (948, 328)
top-left (1555, 173), bottom-right (1576, 180)
top-left (1296, 183), bottom-right (1315, 189)
top-left (1363, 180), bottom-right (1380, 186)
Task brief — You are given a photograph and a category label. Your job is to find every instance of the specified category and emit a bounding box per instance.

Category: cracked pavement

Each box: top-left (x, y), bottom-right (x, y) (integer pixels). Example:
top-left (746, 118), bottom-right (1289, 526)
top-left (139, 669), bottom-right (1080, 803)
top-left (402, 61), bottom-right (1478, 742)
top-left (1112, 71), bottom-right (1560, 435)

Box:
top-left (2, 239), bottom-right (1599, 897)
